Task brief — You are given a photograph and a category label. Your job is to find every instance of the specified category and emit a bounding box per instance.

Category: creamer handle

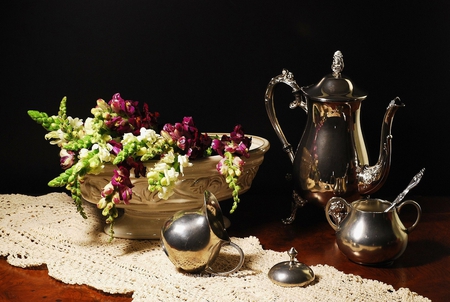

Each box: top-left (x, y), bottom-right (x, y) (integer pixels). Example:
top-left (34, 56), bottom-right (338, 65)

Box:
top-left (397, 200), bottom-right (422, 233)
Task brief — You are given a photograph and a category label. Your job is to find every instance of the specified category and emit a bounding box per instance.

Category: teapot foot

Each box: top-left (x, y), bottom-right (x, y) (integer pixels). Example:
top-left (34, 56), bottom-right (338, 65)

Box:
top-left (282, 191), bottom-right (308, 225)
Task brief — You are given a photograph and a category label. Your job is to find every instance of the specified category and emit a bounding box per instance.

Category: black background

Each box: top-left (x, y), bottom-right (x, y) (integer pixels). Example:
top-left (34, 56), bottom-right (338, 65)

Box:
top-left (2, 1), bottom-right (449, 206)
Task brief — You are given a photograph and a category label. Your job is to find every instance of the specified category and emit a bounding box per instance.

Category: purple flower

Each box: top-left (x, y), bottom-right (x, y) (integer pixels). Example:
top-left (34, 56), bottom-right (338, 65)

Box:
top-left (125, 100), bottom-right (136, 116)
top-left (162, 116), bottom-right (211, 159)
top-left (216, 157), bottom-right (228, 174)
top-left (139, 103), bottom-right (159, 131)
top-left (211, 138), bottom-right (225, 156)
top-left (125, 157), bottom-right (146, 178)
top-left (111, 166), bottom-right (132, 187)
top-left (188, 133), bottom-right (212, 159)
top-left (111, 192), bottom-right (121, 204)
top-left (108, 140), bottom-right (123, 156)
top-left (234, 141), bottom-right (250, 158)
top-left (230, 125), bottom-right (245, 140)
top-left (101, 183), bottom-right (115, 197)
top-left (230, 125), bottom-right (251, 154)
top-left (111, 166), bottom-right (134, 204)
top-left (120, 186), bottom-right (133, 204)
top-left (180, 116), bottom-right (197, 134)
top-left (109, 93), bottom-right (126, 114)
top-left (106, 93), bottom-right (159, 135)
top-left (233, 156), bottom-right (245, 169)
top-left (59, 149), bottom-right (75, 169)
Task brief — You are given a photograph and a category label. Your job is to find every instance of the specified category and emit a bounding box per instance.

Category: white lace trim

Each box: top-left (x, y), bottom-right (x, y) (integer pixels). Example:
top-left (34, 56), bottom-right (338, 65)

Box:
top-left (0, 193), bottom-right (429, 301)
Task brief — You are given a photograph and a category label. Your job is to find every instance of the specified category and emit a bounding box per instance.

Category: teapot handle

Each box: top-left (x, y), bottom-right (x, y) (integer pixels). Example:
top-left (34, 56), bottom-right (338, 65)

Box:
top-left (396, 199), bottom-right (422, 233)
top-left (264, 69), bottom-right (306, 163)
top-left (205, 241), bottom-right (245, 276)
top-left (325, 197), bottom-right (351, 231)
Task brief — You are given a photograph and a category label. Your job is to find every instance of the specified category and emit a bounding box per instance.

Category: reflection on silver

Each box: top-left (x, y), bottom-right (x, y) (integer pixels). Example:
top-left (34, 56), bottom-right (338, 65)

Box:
top-left (325, 197), bottom-right (422, 265)
top-left (161, 191), bottom-right (245, 275)
top-left (265, 51), bottom-right (405, 223)
top-left (268, 247), bottom-right (315, 287)
top-left (384, 168), bottom-right (425, 212)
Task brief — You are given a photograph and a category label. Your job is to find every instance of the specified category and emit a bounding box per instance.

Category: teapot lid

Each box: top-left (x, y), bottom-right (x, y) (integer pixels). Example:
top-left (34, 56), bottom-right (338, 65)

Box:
top-left (268, 247), bottom-right (315, 287)
top-left (303, 50), bottom-right (367, 102)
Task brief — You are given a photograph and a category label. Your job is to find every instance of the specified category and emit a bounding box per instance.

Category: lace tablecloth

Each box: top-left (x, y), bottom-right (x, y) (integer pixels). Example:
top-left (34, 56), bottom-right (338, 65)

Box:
top-left (0, 193), bottom-right (429, 301)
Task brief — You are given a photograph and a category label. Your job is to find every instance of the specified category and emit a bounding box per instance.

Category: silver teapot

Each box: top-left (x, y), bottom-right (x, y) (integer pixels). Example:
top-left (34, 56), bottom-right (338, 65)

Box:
top-left (161, 191), bottom-right (244, 275)
top-left (265, 50), bottom-right (405, 223)
top-left (325, 197), bottom-right (421, 265)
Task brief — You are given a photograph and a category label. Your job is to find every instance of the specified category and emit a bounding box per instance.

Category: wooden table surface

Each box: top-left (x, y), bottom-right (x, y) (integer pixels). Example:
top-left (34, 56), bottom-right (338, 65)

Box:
top-left (1, 193), bottom-right (449, 301)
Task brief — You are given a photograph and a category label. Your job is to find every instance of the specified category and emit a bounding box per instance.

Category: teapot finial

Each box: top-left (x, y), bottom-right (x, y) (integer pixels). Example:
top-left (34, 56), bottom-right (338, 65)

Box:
top-left (331, 50), bottom-right (344, 77)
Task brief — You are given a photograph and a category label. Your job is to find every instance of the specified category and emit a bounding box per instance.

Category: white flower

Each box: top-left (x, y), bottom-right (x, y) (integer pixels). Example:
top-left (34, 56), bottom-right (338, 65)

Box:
top-left (83, 117), bottom-right (96, 135)
top-left (158, 166), bottom-right (179, 198)
top-left (161, 151), bottom-right (176, 164)
top-left (122, 132), bottom-right (137, 144)
top-left (78, 148), bottom-right (89, 159)
top-left (136, 146), bottom-right (148, 157)
top-left (147, 161), bottom-right (180, 200)
top-left (163, 167), bottom-right (179, 183)
top-left (153, 162), bottom-right (170, 172)
top-left (45, 129), bottom-right (66, 146)
top-left (138, 127), bottom-right (158, 142)
top-left (101, 134), bottom-right (112, 144)
top-left (68, 116), bottom-right (83, 130)
top-left (177, 154), bottom-right (192, 175)
top-left (158, 186), bottom-right (174, 200)
top-left (93, 144), bottom-right (112, 162)
top-left (146, 170), bottom-right (159, 179)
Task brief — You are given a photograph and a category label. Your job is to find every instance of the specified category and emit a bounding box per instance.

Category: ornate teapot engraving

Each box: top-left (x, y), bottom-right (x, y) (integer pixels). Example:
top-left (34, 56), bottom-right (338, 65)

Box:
top-left (265, 51), bottom-right (405, 223)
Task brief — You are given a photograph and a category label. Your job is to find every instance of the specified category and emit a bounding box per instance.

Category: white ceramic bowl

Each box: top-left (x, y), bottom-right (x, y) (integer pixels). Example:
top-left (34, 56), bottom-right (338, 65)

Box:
top-left (81, 134), bottom-right (270, 239)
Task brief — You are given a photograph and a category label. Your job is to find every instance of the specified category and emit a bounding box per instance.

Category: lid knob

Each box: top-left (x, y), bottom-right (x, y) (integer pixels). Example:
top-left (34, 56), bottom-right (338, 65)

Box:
top-left (331, 50), bottom-right (344, 78)
top-left (303, 50), bottom-right (367, 101)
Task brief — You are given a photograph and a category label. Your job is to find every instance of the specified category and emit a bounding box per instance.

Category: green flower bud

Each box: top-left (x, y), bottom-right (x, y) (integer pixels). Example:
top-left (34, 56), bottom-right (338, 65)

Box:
top-left (97, 198), bottom-right (107, 209)
top-left (102, 206), bottom-right (110, 217)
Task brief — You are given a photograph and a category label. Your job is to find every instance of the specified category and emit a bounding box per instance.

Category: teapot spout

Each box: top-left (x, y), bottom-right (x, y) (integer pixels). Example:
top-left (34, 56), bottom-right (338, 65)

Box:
top-left (358, 97), bottom-right (405, 195)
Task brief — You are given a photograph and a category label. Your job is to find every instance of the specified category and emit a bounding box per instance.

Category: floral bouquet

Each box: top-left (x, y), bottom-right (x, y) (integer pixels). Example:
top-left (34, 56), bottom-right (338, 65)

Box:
top-left (28, 93), bottom-right (252, 238)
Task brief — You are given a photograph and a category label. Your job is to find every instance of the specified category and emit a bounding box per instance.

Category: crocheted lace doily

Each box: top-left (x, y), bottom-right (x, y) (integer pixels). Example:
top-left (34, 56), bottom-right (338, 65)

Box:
top-left (0, 193), bottom-right (429, 302)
